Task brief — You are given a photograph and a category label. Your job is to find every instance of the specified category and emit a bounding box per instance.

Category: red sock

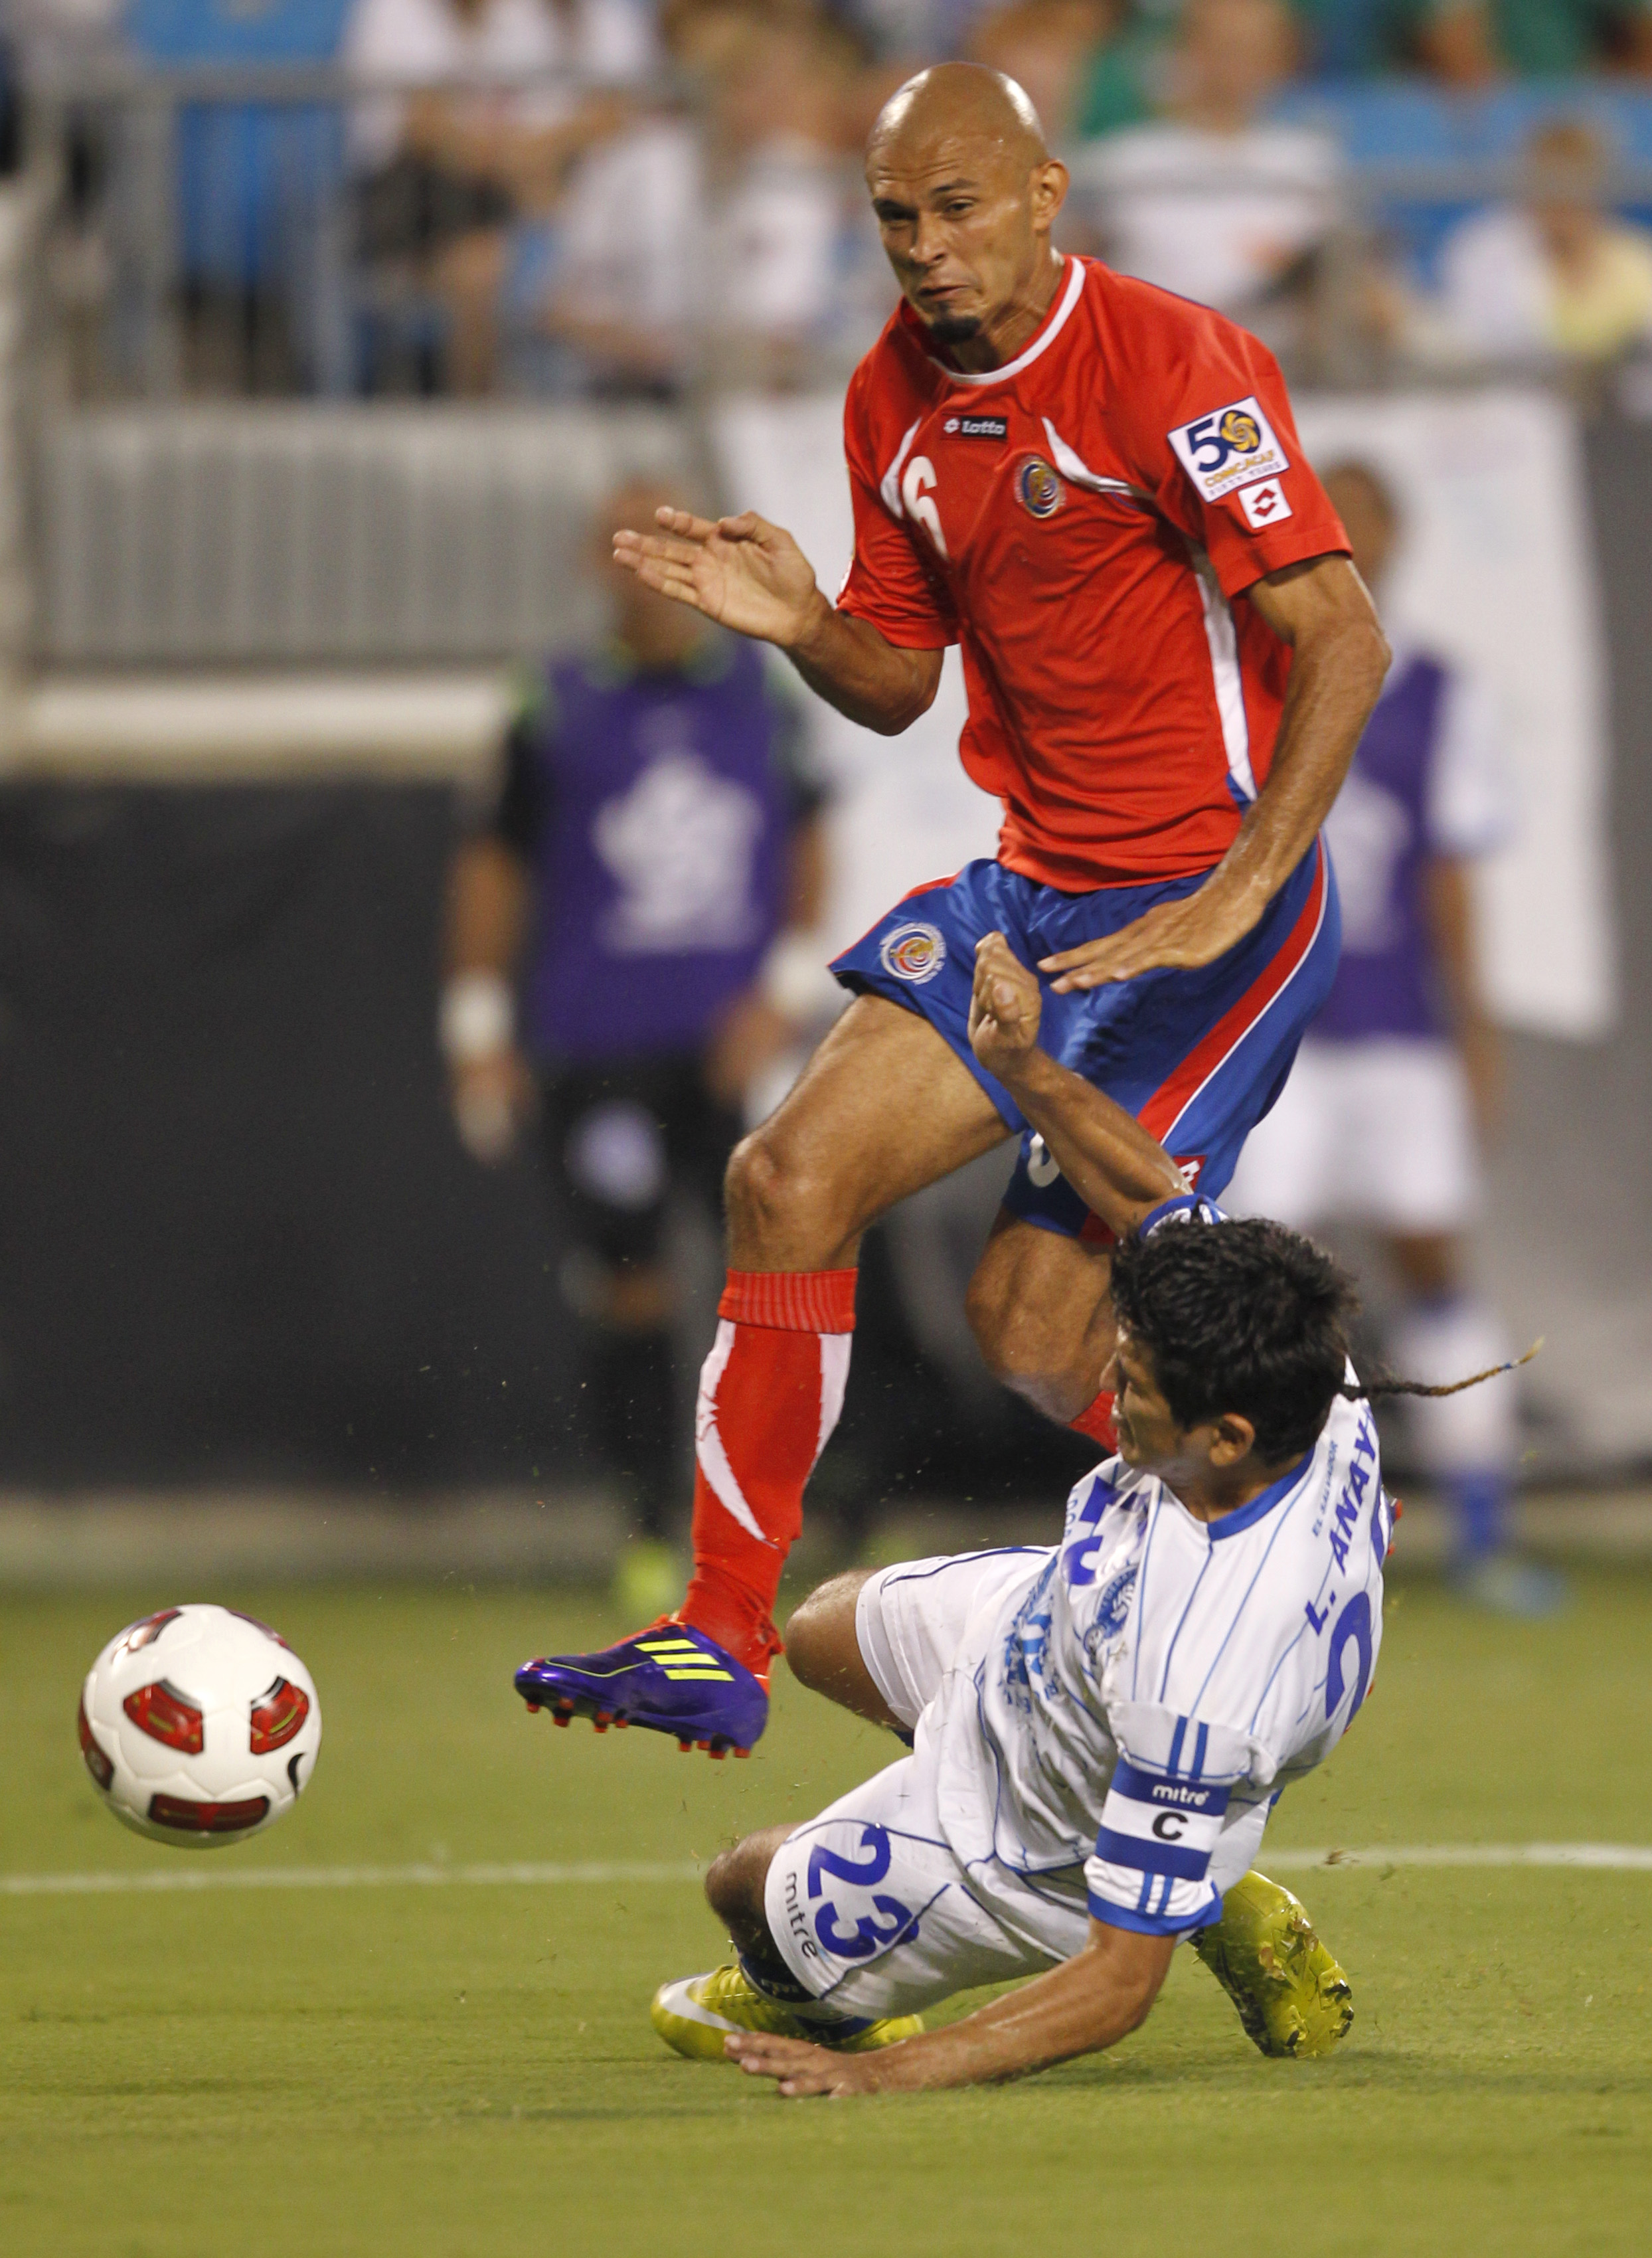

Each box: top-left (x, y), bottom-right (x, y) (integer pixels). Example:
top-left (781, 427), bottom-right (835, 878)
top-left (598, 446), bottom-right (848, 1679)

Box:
top-left (1070, 1389), bottom-right (1118, 1452)
top-left (679, 1268), bottom-right (857, 1676)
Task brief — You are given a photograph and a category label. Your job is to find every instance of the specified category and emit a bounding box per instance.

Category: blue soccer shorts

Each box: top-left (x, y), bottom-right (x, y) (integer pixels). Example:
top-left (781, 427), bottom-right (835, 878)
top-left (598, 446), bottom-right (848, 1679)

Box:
top-left (831, 839), bottom-right (1340, 1241)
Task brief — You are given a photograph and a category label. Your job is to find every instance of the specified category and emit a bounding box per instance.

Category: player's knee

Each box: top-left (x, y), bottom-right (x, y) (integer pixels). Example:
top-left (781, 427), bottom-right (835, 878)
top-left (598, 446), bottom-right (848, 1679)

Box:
top-left (704, 1828), bottom-right (784, 1944)
top-left (724, 1125), bottom-right (797, 1243)
top-left (965, 1263), bottom-right (1092, 1423)
top-left (704, 1841), bottom-right (756, 1926)
top-left (965, 1260), bottom-right (1043, 1384)
top-left (784, 1572), bottom-right (865, 1696)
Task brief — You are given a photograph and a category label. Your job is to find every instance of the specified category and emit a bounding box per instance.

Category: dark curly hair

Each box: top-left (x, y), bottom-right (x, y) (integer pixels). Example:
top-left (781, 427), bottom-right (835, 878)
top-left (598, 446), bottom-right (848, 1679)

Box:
top-left (1110, 1216), bottom-right (1533, 1464)
top-left (1110, 1217), bottom-right (1359, 1463)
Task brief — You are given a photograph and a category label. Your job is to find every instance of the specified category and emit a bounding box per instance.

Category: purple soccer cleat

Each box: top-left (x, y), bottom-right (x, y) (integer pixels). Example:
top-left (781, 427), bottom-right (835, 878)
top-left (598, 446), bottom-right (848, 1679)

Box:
top-left (513, 1622), bottom-right (770, 1758)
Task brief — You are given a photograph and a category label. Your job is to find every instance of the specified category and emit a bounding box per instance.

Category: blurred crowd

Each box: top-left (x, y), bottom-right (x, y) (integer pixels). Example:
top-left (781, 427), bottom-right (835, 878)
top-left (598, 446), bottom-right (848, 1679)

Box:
top-left (9, 0), bottom-right (1652, 396)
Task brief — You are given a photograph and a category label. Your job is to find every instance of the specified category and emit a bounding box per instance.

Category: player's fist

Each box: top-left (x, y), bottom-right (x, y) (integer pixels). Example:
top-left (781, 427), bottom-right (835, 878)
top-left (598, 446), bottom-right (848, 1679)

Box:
top-left (613, 507), bottom-right (824, 650)
top-left (968, 932), bottom-right (1042, 1078)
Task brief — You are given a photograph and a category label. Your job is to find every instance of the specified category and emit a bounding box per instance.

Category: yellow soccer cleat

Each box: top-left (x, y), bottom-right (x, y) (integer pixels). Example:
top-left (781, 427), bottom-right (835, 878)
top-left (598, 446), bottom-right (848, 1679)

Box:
top-left (1192, 1870), bottom-right (1354, 2059)
top-left (650, 1964), bottom-right (924, 2063)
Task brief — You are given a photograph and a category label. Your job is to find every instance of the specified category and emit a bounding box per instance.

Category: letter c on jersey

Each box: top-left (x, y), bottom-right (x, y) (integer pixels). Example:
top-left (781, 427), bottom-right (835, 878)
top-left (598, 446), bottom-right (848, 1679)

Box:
top-left (900, 456), bottom-right (948, 557)
top-left (1151, 1810), bottom-right (1189, 1841)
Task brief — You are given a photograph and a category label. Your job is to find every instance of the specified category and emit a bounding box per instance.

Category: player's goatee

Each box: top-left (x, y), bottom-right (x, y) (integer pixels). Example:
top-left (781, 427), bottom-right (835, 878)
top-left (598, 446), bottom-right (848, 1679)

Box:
top-left (929, 313), bottom-right (983, 343)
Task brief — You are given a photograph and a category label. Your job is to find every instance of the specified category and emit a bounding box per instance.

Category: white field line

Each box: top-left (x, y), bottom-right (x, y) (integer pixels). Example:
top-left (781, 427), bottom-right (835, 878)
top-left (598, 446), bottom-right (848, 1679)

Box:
top-left (1271, 1844), bottom-right (1652, 1872)
top-left (0, 1860), bottom-right (702, 1897)
top-left (3, 1845), bottom-right (1651, 1897)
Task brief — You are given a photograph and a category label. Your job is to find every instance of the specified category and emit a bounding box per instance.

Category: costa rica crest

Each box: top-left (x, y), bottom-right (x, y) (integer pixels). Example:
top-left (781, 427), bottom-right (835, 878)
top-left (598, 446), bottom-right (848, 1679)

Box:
top-left (1015, 456), bottom-right (1064, 519)
top-left (880, 920), bottom-right (947, 984)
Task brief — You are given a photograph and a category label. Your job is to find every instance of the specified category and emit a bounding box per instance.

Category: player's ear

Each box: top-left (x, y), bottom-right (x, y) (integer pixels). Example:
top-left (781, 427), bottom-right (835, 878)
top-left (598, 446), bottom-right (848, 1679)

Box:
top-left (1030, 160), bottom-right (1068, 235)
top-left (1206, 1412), bottom-right (1257, 1469)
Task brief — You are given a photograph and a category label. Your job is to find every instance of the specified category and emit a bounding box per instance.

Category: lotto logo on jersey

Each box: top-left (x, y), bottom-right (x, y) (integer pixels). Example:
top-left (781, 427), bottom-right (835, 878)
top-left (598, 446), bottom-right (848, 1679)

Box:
top-left (1238, 478), bottom-right (1292, 529)
top-left (1167, 394), bottom-right (1290, 502)
top-left (880, 921), bottom-right (947, 984)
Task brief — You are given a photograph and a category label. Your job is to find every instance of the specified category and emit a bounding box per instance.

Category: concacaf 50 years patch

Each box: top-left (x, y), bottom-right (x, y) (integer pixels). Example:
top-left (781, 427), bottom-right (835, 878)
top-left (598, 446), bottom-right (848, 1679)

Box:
top-left (1167, 394), bottom-right (1290, 503)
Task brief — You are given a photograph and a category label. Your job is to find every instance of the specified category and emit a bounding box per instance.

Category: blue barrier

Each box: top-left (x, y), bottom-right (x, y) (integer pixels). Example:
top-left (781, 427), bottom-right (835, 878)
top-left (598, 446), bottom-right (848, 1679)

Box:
top-left (125, 0), bottom-right (351, 290)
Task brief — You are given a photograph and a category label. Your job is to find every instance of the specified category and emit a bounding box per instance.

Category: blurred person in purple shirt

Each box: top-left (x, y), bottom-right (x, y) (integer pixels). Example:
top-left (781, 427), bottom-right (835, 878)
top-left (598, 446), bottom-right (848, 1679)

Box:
top-left (440, 479), bottom-right (831, 1611)
top-left (1226, 460), bottom-right (1560, 1615)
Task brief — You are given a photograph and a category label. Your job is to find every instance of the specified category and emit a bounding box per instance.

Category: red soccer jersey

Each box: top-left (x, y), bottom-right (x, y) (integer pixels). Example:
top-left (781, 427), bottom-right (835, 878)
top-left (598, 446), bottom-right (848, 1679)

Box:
top-left (837, 255), bottom-right (1350, 891)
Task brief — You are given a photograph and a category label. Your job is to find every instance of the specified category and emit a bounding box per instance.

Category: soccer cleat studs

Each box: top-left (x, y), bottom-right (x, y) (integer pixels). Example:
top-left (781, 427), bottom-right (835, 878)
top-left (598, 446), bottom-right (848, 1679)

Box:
top-left (514, 1623), bottom-right (769, 1759)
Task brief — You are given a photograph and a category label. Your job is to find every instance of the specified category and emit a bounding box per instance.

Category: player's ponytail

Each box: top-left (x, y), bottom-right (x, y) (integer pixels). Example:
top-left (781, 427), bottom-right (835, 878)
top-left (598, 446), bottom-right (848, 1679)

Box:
top-left (1340, 1340), bottom-right (1542, 1406)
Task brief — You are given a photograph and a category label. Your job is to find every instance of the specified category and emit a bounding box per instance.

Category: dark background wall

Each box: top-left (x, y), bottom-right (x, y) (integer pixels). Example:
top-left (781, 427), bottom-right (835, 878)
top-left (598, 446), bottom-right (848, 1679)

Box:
top-left (0, 776), bottom-right (1086, 1500)
top-left (1, 426), bottom-right (1647, 1494)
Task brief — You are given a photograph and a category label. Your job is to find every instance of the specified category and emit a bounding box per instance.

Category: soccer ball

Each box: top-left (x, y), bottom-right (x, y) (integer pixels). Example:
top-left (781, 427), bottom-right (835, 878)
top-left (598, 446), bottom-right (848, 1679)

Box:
top-left (78, 1604), bottom-right (321, 1848)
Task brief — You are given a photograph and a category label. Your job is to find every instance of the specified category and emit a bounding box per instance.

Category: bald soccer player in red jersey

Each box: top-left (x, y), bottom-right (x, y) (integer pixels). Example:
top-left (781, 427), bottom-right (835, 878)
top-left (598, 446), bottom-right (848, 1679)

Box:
top-left (514, 62), bottom-right (1389, 1757)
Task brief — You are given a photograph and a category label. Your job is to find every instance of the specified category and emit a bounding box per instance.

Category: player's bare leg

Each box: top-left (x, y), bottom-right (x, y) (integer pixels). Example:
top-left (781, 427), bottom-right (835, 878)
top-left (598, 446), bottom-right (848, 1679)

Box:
top-left (673, 995), bottom-right (1011, 1660)
top-left (783, 1569), bottom-right (902, 1729)
top-left (965, 1208), bottom-right (1119, 1429)
top-left (704, 1825), bottom-right (793, 1959)
top-left (722, 994), bottom-right (1009, 1271)
top-left (515, 998), bottom-right (1011, 1751)
top-left (652, 1821), bottom-right (926, 2061)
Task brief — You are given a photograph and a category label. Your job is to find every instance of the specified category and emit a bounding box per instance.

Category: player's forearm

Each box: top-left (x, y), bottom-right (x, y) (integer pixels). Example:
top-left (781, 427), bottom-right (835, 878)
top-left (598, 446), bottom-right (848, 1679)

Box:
top-left (991, 1044), bottom-right (1185, 1236)
top-left (1213, 610), bottom-right (1390, 912)
top-left (444, 837), bottom-right (529, 978)
top-left (784, 592), bottom-right (942, 736)
top-left (1423, 856), bottom-right (1482, 1037)
top-left (860, 1941), bottom-right (1163, 2093)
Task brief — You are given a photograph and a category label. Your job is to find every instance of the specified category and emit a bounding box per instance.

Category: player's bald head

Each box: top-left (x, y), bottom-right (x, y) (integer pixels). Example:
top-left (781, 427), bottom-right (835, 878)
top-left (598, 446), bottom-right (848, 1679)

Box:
top-left (865, 62), bottom-right (1066, 350)
top-left (868, 61), bottom-right (1048, 181)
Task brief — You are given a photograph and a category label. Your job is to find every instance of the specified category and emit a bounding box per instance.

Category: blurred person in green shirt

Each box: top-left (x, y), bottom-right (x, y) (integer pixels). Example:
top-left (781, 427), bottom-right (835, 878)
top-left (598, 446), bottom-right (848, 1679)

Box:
top-left (1074, 0), bottom-right (1652, 143)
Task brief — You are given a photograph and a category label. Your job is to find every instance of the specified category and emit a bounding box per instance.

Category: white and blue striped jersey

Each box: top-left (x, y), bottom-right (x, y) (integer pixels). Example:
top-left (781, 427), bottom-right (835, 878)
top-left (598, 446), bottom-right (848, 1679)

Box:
top-left (930, 1372), bottom-right (1390, 1939)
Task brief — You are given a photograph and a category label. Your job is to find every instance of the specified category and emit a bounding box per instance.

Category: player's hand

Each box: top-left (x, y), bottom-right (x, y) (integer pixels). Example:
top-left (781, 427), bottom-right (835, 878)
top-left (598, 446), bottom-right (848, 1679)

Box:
top-left (1038, 879), bottom-right (1261, 993)
top-left (723, 2030), bottom-right (883, 2098)
top-left (613, 507), bottom-right (825, 650)
top-left (968, 932), bottom-right (1042, 1077)
top-left (450, 1051), bottom-right (534, 1166)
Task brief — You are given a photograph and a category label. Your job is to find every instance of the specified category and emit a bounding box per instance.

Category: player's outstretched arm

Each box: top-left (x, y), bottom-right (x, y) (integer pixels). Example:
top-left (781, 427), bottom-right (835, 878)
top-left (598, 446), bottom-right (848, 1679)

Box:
top-left (1040, 551), bottom-right (1390, 992)
top-left (726, 1920), bottom-right (1175, 2097)
top-left (968, 934), bottom-right (1185, 1231)
top-left (614, 507), bottom-right (942, 735)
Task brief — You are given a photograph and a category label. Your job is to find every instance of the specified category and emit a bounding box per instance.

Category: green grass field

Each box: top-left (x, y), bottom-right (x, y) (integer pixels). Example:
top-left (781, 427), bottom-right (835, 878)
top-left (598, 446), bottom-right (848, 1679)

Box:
top-left (5, 1570), bottom-right (1649, 2257)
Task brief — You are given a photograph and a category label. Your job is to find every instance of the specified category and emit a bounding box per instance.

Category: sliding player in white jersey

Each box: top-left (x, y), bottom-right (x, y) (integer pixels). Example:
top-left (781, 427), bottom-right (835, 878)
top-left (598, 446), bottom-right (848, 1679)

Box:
top-left (650, 932), bottom-right (1392, 2087)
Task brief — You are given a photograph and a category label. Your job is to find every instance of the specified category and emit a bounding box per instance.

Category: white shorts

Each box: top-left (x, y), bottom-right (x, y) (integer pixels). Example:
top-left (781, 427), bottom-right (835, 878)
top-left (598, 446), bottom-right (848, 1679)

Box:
top-left (853, 1547), bottom-right (1042, 1729)
top-left (765, 1551), bottom-right (1088, 2020)
top-left (1224, 1036), bottom-right (1480, 1236)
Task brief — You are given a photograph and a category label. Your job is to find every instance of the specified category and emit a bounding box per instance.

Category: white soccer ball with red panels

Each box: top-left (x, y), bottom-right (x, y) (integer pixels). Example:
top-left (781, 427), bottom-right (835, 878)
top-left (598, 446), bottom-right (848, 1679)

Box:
top-left (78, 1604), bottom-right (322, 1848)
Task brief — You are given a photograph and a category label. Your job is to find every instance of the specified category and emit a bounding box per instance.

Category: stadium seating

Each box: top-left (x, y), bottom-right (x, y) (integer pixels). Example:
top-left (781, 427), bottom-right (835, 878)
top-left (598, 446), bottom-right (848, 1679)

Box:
top-left (1274, 80), bottom-right (1652, 278)
top-left (125, 0), bottom-right (351, 383)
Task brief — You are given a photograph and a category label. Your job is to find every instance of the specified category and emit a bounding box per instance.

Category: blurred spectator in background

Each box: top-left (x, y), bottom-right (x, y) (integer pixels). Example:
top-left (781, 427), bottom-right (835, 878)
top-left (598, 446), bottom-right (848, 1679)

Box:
top-left (1478, 0), bottom-right (1652, 76)
top-left (532, 1), bottom-right (881, 394)
top-left (968, 1), bottom-right (1117, 145)
top-left (1427, 118), bottom-right (1652, 379)
top-left (1226, 462), bottom-right (1559, 1617)
top-left (685, 2), bottom-right (864, 387)
top-left (1076, 1), bottom-right (1495, 137)
top-left (1071, 0), bottom-right (1341, 350)
top-left (344, 0), bottom-right (656, 391)
top-left (823, 0), bottom-right (1015, 68)
top-left (440, 479), bottom-right (830, 1612)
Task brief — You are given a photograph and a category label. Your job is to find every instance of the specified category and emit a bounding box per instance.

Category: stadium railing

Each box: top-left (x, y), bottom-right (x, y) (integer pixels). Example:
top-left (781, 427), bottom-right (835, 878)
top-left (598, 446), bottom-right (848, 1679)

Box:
top-left (8, 62), bottom-right (1652, 676)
